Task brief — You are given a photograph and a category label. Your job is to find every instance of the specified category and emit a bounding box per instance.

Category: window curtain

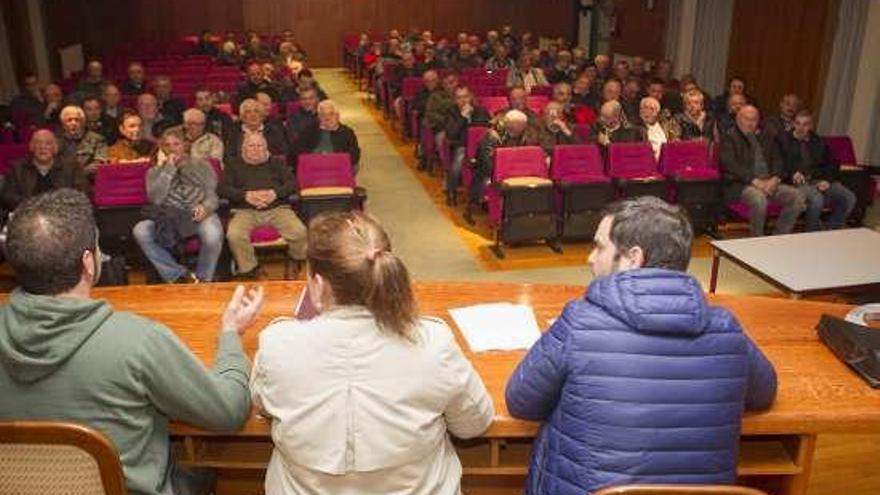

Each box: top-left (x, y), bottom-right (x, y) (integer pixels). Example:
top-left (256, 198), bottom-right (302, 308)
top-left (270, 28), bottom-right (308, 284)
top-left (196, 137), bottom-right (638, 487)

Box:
top-left (690, 0), bottom-right (734, 96)
top-left (818, 0), bottom-right (870, 135)
top-left (664, 0), bottom-right (682, 62)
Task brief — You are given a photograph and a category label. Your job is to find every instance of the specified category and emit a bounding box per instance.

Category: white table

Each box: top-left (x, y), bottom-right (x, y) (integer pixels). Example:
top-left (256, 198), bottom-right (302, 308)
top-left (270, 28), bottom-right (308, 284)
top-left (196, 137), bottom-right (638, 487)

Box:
top-left (709, 228), bottom-right (880, 298)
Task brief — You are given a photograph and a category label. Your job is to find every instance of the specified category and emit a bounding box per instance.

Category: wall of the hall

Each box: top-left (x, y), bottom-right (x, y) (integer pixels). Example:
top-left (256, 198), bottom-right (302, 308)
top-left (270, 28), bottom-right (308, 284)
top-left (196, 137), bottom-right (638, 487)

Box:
top-left (113, 0), bottom-right (576, 67)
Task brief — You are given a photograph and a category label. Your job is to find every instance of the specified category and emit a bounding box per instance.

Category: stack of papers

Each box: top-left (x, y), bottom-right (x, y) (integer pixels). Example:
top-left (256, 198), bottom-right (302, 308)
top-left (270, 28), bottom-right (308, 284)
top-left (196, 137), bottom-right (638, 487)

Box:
top-left (449, 303), bottom-right (542, 352)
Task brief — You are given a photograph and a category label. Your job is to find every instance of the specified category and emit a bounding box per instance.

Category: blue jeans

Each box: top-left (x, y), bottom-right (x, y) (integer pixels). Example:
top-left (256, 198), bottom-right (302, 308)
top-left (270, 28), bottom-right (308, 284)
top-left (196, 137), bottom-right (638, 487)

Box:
top-left (133, 214), bottom-right (224, 282)
top-left (446, 146), bottom-right (465, 200)
top-left (799, 181), bottom-right (857, 231)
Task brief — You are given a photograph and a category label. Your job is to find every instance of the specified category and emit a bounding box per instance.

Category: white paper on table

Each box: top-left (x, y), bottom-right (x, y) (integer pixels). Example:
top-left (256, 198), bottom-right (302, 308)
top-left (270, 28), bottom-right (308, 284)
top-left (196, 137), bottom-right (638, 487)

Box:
top-left (449, 303), bottom-right (542, 352)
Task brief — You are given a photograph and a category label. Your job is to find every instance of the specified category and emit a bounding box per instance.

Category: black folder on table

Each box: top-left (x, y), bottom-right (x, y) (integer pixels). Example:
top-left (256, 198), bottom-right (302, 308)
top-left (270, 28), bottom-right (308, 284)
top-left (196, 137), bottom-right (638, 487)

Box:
top-left (817, 314), bottom-right (880, 388)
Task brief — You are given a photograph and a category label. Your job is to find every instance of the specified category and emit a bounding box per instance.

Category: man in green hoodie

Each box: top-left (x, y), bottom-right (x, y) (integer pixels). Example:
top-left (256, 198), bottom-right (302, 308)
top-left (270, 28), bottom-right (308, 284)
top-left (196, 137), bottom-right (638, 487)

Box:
top-left (0, 188), bottom-right (264, 495)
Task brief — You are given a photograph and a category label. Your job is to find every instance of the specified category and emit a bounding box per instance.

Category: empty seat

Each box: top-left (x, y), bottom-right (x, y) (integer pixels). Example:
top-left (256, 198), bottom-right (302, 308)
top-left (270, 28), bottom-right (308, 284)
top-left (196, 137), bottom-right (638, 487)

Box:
top-left (487, 146), bottom-right (557, 258)
top-left (93, 162), bottom-right (151, 254)
top-left (296, 152), bottom-right (365, 222)
top-left (551, 144), bottom-right (615, 239)
top-left (0, 144), bottom-right (29, 176)
top-left (608, 142), bottom-right (668, 198)
top-left (659, 140), bottom-right (721, 232)
top-left (526, 95), bottom-right (549, 115)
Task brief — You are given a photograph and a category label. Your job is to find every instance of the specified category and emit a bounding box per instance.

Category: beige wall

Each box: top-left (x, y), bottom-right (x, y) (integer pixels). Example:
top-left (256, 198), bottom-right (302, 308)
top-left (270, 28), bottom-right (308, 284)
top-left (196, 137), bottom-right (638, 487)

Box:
top-left (846, 0), bottom-right (880, 161)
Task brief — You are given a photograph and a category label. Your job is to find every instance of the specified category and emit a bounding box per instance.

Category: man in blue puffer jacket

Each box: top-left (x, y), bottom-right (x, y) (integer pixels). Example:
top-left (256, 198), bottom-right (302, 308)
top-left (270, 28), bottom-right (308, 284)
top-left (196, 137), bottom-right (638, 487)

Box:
top-left (506, 196), bottom-right (777, 495)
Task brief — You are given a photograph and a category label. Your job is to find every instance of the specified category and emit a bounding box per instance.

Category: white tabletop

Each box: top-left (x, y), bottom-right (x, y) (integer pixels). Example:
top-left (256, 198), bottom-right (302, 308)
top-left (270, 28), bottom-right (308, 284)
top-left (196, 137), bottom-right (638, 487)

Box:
top-left (711, 228), bottom-right (880, 293)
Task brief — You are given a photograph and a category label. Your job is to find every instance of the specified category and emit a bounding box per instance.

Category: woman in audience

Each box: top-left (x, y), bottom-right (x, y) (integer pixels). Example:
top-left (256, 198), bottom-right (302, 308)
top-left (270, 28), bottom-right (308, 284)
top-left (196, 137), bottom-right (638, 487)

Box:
top-left (250, 211), bottom-right (494, 494)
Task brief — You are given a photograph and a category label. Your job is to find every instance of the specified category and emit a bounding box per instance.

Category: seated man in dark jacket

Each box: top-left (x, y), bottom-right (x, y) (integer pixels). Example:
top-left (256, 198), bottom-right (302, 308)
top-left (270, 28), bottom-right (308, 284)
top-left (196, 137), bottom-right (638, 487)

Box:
top-left (195, 88), bottom-right (234, 139)
top-left (587, 100), bottom-right (645, 153)
top-left (286, 87), bottom-right (319, 153)
top-left (538, 101), bottom-right (580, 155)
top-left (219, 133), bottom-right (307, 280)
top-left (778, 110), bottom-right (855, 231)
top-left (444, 86), bottom-right (490, 205)
top-left (1, 129), bottom-right (89, 210)
top-left (506, 196), bottom-right (777, 495)
top-left (293, 100), bottom-right (360, 174)
top-left (224, 98), bottom-right (289, 161)
top-left (720, 105), bottom-right (805, 236)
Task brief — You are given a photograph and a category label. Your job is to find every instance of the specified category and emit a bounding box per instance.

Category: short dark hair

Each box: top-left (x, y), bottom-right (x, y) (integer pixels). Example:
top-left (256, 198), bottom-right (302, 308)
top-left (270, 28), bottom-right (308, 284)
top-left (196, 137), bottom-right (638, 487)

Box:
top-left (603, 196), bottom-right (693, 271)
top-left (6, 189), bottom-right (98, 295)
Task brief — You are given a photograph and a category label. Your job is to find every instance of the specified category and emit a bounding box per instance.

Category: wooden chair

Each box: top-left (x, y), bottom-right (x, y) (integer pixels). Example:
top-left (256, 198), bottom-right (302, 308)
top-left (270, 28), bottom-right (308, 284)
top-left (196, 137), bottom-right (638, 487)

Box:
top-left (594, 485), bottom-right (767, 495)
top-left (0, 421), bottom-right (127, 495)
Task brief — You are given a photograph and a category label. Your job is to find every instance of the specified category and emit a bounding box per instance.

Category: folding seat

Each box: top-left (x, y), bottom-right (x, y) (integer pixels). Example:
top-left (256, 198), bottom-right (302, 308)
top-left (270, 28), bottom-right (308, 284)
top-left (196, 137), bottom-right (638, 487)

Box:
top-left (823, 135), bottom-right (875, 225)
top-left (461, 125), bottom-right (490, 200)
top-left (478, 96), bottom-right (509, 117)
top-left (551, 144), bottom-right (615, 240)
top-left (295, 152), bottom-right (366, 223)
top-left (526, 95), bottom-right (549, 115)
top-left (608, 142), bottom-right (667, 198)
top-left (93, 162), bottom-right (151, 256)
top-left (486, 146), bottom-right (558, 258)
top-left (659, 140), bottom-right (722, 232)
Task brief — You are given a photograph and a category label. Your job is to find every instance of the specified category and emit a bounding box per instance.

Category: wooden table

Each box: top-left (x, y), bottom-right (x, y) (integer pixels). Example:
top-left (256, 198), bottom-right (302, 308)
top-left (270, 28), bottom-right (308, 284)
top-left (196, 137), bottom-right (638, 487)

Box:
top-left (54, 282), bottom-right (880, 494)
top-left (709, 228), bottom-right (880, 299)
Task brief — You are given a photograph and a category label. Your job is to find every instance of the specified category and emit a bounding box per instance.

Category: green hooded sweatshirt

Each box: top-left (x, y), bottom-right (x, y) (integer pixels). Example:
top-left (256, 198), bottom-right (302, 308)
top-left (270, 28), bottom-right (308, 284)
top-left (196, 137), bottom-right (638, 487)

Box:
top-left (0, 289), bottom-right (251, 495)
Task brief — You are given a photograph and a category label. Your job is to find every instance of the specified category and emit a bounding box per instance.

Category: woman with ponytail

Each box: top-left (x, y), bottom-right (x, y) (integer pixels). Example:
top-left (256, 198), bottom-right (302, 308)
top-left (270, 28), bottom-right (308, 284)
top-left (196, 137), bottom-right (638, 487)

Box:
top-left (250, 211), bottom-right (494, 495)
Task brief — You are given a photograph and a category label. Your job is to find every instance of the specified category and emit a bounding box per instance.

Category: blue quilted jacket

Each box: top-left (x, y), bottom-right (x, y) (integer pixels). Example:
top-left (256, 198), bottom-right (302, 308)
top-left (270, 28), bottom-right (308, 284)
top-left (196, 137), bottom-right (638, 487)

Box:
top-left (505, 268), bottom-right (777, 495)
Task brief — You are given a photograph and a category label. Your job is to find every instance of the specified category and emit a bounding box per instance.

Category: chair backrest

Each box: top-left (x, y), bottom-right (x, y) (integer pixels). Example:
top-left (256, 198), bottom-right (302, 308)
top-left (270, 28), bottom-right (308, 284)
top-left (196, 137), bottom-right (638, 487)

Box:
top-left (551, 144), bottom-right (607, 181)
top-left (215, 103), bottom-right (233, 116)
top-left (401, 77), bottom-right (423, 100)
top-left (530, 85), bottom-right (553, 97)
top-left (296, 152), bottom-right (355, 189)
top-left (493, 146), bottom-right (548, 183)
top-left (823, 135), bottom-right (857, 165)
top-left (526, 95), bottom-right (550, 115)
top-left (466, 126), bottom-right (490, 161)
top-left (93, 162), bottom-right (151, 207)
top-left (658, 140), bottom-right (711, 175)
top-left (608, 142), bottom-right (659, 178)
top-left (478, 96), bottom-right (509, 116)
top-left (594, 485), bottom-right (767, 495)
top-left (0, 421), bottom-right (127, 495)
top-left (0, 144), bottom-right (30, 175)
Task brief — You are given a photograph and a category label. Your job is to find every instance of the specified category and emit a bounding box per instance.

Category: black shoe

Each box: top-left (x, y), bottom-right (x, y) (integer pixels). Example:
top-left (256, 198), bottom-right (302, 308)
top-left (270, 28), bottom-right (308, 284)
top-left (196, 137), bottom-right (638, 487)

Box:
top-left (173, 271), bottom-right (200, 284)
top-left (234, 267), bottom-right (260, 281)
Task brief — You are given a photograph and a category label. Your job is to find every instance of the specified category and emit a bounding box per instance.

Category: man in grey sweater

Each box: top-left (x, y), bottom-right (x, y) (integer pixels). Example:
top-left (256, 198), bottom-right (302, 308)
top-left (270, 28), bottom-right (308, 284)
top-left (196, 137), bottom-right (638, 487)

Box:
top-left (0, 188), bottom-right (264, 495)
top-left (133, 128), bottom-right (223, 283)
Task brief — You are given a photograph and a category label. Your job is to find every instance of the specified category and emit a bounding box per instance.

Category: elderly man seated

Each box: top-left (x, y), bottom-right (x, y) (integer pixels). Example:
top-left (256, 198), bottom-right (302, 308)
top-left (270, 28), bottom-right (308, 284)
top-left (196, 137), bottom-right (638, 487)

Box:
top-left (56, 105), bottom-right (108, 173)
top-left (158, 109), bottom-right (224, 166)
top-left (468, 109), bottom-right (542, 222)
top-left (137, 93), bottom-right (173, 140)
top-left (133, 128), bottom-right (223, 284)
top-left (778, 110), bottom-right (856, 231)
top-left (638, 96), bottom-right (680, 160)
top-left (219, 133), bottom-right (307, 280)
top-left (152, 75), bottom-right (186, 124)
top-left (676, 88), bottom-right (718, 143)
top-left (538, 101), bottom-right (579, 154)
top-left (587, 100), bottom-right (644, 151)
top-left (223, 98), bottom-right (289, 161)
top-left (120, 62), bottom-right (147, 95)
top-left (75, 60), bottom-right (107, 98)
top-left (720, 105), bottom-right (805, 236)
top-left (293, 100), bottom-right (360, 173)
top-left (506, 53), bottom-right (548, 93)
top-left (1, 130), bottom-right (89, 210)
top-left (107, 110), bottom-right (156, 162)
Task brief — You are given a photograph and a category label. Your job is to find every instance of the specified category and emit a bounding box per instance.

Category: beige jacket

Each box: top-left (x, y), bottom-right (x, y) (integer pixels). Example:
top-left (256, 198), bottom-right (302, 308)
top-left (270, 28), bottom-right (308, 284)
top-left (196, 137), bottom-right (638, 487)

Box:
top-left (250, 306), bottom-right (494, 495)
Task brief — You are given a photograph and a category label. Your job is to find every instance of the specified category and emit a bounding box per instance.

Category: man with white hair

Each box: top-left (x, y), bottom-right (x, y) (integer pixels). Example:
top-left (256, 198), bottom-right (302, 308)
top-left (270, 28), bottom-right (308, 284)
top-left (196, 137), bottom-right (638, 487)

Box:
top-left (638, 96), bottom-right (680, 159)
top-left (1, 130), bottom-right (89, 210)
top-left (588, 100), bottom-right (644, 150)
top-left (56, 105), bottom-right (108, 173)
top-left (223, 98), bottom-right (289, 161)
top-left (159, 109), bottom-right (224, 166)
top-left (294, 100), bottom-right (360, 173)
top-left (468, 109), bottom-right (542, 222)
top-left (676, 89), bottom-right (718, 143)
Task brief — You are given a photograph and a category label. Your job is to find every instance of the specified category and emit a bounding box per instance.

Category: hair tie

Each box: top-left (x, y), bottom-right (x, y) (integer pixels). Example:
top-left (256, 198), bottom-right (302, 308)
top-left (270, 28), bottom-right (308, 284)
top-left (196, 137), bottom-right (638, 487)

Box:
top-left (366, 248), bottom-right (382, 262)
